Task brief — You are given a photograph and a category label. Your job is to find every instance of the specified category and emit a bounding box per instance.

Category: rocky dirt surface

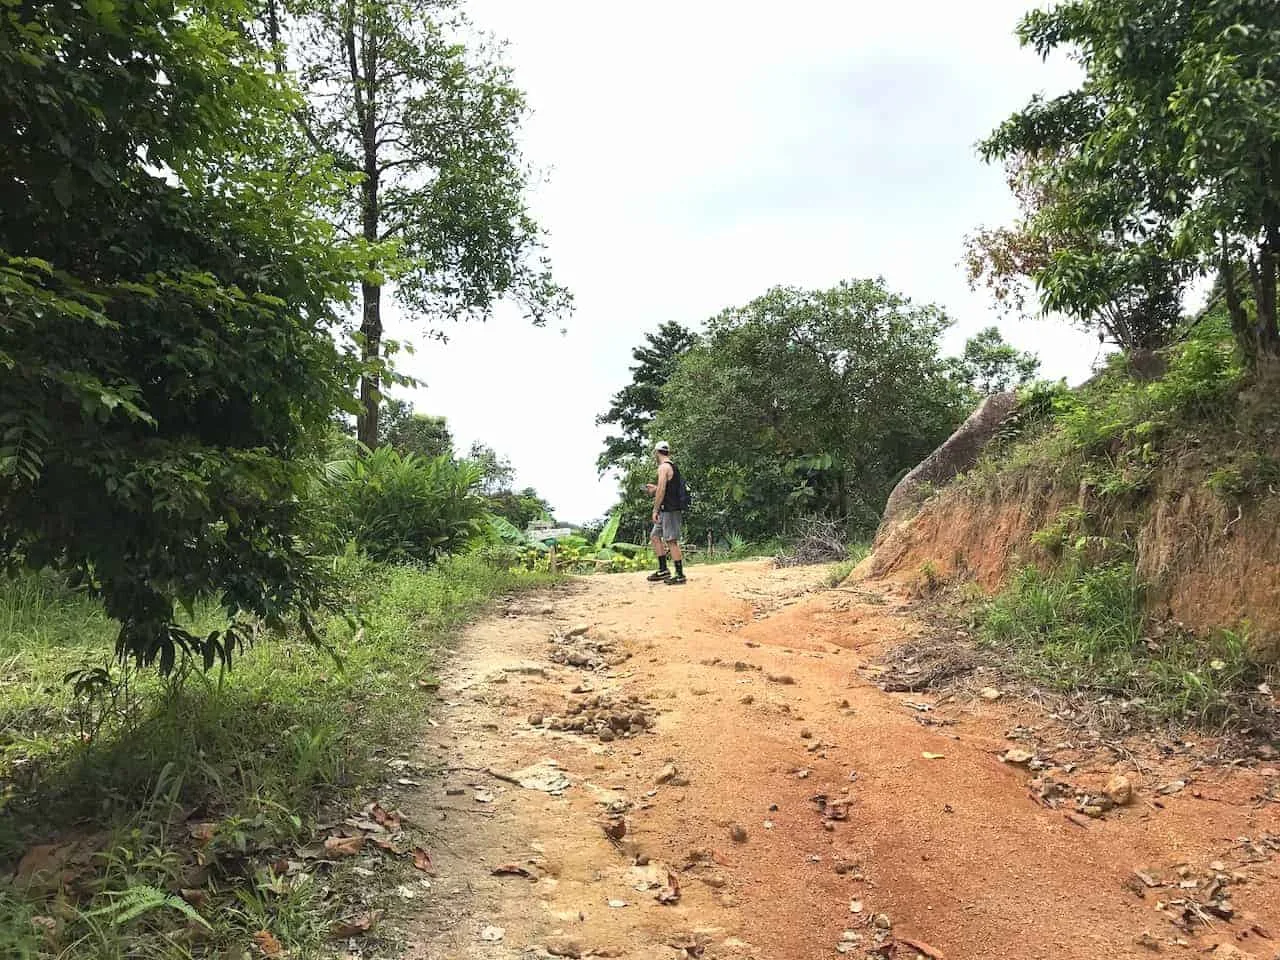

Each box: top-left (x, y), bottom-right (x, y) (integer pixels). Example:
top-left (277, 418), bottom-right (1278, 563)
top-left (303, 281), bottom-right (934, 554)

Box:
top-left (398, 561), bottom-right (1280, 960)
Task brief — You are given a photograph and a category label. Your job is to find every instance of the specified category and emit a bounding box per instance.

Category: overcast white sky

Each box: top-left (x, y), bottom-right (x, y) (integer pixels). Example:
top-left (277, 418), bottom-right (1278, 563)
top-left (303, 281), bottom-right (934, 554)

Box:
top-left (385, 0), bottom-right (1102, 525)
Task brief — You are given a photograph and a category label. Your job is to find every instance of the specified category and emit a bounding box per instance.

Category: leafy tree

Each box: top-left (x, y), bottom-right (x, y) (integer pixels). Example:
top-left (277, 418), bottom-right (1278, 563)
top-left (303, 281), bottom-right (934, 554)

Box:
top-left (263, 0), bottom-right (571, 446)
top-left (380, 398), bottom-right (453, 459)
top-left (465, 442), bottom-right (515, 496)
top-left (1, 0), bottom-right (359, 669)
top-left (953, 327), bottom-right (1040, 395)
top-left (486, 487), bottom-right (553, 529)
top-left (653, 280), bottom-right (971, 539)
top-left (596, 321), bottom-right (699, 473)
top-left (966, 151), bottom-right (1189, 352)
top-left (984, 0), bottom-right (1280, 362)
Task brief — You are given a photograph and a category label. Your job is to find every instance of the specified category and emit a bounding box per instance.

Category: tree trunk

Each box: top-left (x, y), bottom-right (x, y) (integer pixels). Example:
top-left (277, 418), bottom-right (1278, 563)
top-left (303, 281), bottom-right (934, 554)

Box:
top-left (357, 279), bottom-right (382, 447)
top-left (1221, 246), bottom-right (1255, 366)
top-left (1258, 225), bottom-right (1279, 356)
top-left (354, 34), bottom-right (381, 448)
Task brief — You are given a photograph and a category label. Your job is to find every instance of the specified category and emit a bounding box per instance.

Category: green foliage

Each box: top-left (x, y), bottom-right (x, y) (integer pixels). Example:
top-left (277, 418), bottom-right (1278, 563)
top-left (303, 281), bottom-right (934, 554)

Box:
top-left (652, 279), bottom-right (972, 541)
top-left (380, 397), bottom-right (454, 459)
top-left (0, 0), bottom-right (365, 671)
top-left (486, 487), bottom-right (554, 530)
top-left (1052, 338), bottom-right (1243, 456)
top-left (826, 544), bottom-right (871, 587)
top-left (319, 446), bottom-right (488, 564)
top-left (984, 0), bottom-right (1280, 361)
top-left (86, 883), bottom-right (211, 930)
top-left (1205, 453), bottom-right (1280, 504)
top-left (979, 558), bottom-right (1267, 723)
top-left (952, 326), bottom-right (1040, 395)
top-left (265, 0), bottom-right (570, 443)
top-left (596, 321), bottom-right (700, 473)
top-left (0, 555), bottom-right (554, 957)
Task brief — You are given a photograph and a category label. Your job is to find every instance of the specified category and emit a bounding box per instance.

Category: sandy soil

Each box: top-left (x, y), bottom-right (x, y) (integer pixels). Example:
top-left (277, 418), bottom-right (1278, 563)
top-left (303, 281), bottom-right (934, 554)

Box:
top-left (400, 561), bottom-right (1280, 960)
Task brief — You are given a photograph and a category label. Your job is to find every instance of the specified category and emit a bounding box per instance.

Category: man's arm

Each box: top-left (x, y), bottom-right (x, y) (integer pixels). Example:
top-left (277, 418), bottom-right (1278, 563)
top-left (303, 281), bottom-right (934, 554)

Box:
top-left (652, 463), bottom-right (672, 520)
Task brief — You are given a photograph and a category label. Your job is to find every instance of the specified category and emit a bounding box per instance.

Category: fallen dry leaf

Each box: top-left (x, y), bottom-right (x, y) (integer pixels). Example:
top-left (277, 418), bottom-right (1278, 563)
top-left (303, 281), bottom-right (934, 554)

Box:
top-left (412, 847), bottom-right (434, 872)
top-left (253, 930), bottom-right (283, 957)
top-left (330, 911), bottom-right (379, 939)
top-left (189, 822), bottom-right (217, 844)
top-left (15, 842), bottom-right (79, 885)
top-left (180, 888), bottom-right (208, 906)
top-left (372, 837), bottom-right (400, 854)
top-left (370, 803), bottom-right (402, 832)
top-left (492, 862), bottom-right (535, 880)
top-left (323, 834), bottom-right (365, 857)
top-left (656, 870), bottom-right (682, 905)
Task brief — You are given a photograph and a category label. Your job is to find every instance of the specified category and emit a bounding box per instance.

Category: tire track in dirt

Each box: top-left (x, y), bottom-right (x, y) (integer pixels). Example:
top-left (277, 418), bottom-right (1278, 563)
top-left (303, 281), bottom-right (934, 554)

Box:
top-left (402, 562), bottom-right (1280, 960)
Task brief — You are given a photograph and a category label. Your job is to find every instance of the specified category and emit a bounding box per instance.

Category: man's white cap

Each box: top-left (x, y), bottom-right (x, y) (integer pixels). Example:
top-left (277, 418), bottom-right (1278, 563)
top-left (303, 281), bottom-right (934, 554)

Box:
top-left (654, 441), bottom-right (671, 453)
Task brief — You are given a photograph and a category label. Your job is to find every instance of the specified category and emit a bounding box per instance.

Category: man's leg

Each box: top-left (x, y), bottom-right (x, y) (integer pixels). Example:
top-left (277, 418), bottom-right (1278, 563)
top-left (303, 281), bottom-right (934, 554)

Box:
top-left (664, 513), bottom-right (686, 584)
top-left (647, 523), bottom-right (669, 581)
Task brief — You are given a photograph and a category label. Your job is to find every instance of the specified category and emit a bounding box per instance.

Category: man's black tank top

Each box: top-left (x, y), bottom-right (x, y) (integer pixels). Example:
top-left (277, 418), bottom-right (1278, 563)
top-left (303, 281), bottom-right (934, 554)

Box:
top-left (661, 461), bottom-right (686, 512)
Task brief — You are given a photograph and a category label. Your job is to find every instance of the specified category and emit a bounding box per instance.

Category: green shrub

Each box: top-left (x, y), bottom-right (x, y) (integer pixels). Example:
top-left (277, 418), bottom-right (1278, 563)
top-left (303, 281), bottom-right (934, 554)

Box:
top-left (979, 556), bottom-right (1267, 722)
top-left (1053, 338), bottom-right (1242, 456)
top-left (317, 447), bottom-right (488, 564)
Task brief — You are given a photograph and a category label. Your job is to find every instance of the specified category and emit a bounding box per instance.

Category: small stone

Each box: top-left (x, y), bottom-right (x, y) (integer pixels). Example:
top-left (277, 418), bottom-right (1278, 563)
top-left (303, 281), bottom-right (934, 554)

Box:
top-left (980, 687), bottom-right (1003, 701)
top-left (839, 699), bottom-right (851, 709)
top-left (656, 764), bottom-right (679, 785)
top-left (849, 899), bottom-right (864, 914)
top-left (1103, 774), bottom-right (1134, 806)
top-left (739, 694), bottom-right (755, 705)
top-left (545, 936), bottom-right (583, 958)
top-left (800, 728), bottom-right (814, 740)
top-left (479, 925), bottom-right (505, 942)
top-left (528, 714), bottom-right (544, 726)
top-left (729, 823), bottom-right (749, 843)
top-left (566, 624), bottom-right (591, 638)
top-left (630, 712), bottom-right (649, 729)
top-left (701, 874), bottom-right (727, 889)
top-left (1002, 748), bottom-right (1035, 765)
top-left (1210, 945), bottom-right (1259, 960)
top-left (873, 913), bottom-right (892, 930)
top-left (599, 728), bottom-right (615, 743)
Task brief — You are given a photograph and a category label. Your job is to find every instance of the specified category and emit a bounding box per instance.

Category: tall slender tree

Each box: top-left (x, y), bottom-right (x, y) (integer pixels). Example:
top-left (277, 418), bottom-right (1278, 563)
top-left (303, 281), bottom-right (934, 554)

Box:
top-left (265, 0), bottom-right (570, 444)
top-left (596, 321), bottom-right (699, 473)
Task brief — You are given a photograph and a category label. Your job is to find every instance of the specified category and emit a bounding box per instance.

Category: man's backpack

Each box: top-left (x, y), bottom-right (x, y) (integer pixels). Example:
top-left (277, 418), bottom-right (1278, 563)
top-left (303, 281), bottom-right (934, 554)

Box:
top-left (671, 463), bottom-right (692, 511)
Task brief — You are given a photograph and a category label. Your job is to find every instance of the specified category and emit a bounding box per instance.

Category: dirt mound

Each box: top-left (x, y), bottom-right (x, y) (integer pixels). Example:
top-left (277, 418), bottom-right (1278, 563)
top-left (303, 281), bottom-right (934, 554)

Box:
top-left (863, 454), bottom-right (1280, 661)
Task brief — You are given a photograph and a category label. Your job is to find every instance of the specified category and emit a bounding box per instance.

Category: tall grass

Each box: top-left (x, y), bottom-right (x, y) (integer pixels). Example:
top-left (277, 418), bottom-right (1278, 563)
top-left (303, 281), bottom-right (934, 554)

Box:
top-left (0, 554), bottom-right (554, 958)
top-left (979, 559), bottom-right (1269, 723)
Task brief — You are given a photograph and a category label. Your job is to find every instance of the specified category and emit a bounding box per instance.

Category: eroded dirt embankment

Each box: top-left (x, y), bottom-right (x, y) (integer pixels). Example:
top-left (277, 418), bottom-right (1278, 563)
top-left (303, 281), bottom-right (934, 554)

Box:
top-left (398, 562), bottom-right (1280, 960)
top-left (866, 456), bottom-right (1280, 661)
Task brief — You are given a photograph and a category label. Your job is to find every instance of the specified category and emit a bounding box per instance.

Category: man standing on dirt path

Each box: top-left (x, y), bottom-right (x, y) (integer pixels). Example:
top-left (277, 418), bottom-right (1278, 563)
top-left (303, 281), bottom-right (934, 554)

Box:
top-left (646, 441), bottom-right (687, 585)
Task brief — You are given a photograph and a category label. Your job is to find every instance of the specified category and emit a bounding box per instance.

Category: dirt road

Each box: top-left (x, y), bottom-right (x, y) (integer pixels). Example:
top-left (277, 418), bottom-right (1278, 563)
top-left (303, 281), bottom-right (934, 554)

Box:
top-left (402, 561), bottom-right (1280, 960)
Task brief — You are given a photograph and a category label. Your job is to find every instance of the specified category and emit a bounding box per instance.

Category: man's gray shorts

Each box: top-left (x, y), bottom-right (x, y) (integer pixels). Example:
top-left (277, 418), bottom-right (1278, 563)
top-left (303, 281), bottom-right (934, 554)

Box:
top-left (652, 510), bottom-right (682, 543)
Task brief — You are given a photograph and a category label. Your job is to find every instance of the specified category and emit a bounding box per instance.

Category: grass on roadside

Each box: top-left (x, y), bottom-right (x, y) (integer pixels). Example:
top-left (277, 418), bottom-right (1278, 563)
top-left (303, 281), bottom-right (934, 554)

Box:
top-left (977, 559), bottom-right (1272, 725)
top-left (0, 552), bottom-right (554, 959)
top-left (825, 544), bottom-right (871, 587)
